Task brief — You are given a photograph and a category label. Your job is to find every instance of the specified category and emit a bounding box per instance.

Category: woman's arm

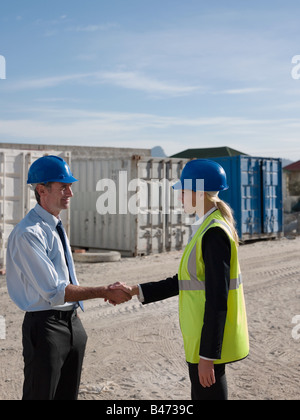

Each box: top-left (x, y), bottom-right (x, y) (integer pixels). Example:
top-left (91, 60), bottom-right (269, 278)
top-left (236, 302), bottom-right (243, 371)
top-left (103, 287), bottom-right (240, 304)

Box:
top-left (200, 227), bottom-right (231, 360)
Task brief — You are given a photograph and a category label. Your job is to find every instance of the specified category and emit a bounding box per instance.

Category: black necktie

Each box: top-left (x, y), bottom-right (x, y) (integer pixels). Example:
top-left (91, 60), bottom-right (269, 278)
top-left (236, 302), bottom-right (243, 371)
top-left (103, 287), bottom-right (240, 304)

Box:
top-left (56, 221), bottom-right (72, 282)
top-left (56, 221), bottom-right (84, 311)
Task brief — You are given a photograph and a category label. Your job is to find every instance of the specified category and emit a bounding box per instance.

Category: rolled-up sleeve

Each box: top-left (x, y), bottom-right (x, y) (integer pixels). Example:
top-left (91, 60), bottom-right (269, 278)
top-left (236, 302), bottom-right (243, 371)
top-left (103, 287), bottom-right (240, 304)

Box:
top-left (11, 232), bottom-right (68, 308)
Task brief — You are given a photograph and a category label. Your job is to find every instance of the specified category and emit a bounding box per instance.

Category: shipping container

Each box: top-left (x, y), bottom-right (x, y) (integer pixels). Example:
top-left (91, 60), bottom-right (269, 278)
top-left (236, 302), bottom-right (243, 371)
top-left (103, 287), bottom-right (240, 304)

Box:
top-left (71, 156), bottom-right (191, 256)
top-left (0, 149), bottom-right (71, 270)
top-left (0, 142), bottom-right (151, 159)
top-left (210, 156), bottom-right (283, 241)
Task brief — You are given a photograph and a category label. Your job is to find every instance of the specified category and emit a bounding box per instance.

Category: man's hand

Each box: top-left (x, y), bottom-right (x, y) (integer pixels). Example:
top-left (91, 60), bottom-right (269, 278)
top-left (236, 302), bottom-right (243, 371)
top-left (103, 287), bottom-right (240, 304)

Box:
top-left (198, 358), bottom-right (216, 388)
top-left (105, 282), bottom-right (139, 305)
top-left (104, 286), bottom-right (132, 306)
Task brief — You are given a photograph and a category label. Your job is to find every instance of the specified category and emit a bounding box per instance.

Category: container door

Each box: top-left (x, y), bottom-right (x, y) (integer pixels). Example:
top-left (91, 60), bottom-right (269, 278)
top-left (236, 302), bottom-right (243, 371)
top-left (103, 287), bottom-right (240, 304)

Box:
top-left (136, 158), bottom-right (190, 255)
top-left (261, 159), bottom-right (283, 234)
top-left (240, 158), bottom-right (262, 236)
top-left (0, 149), bottom-right (71, 269)
top-left (136, 158), bottom-right (164, 255)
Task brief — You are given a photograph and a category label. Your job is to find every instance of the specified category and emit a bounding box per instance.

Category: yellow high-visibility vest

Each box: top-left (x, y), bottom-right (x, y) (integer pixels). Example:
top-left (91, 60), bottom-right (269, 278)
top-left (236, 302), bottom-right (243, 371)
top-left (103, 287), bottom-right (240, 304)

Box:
top-left (178, 210), bottom-right (249, 364)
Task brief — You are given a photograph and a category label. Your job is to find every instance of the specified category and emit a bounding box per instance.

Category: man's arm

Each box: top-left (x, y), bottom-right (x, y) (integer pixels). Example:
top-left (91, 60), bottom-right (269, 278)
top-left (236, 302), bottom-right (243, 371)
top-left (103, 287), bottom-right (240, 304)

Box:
top-left (11, 232), bottom-right (131, 307)
top-left (65, 284), bottom-right (131, 305)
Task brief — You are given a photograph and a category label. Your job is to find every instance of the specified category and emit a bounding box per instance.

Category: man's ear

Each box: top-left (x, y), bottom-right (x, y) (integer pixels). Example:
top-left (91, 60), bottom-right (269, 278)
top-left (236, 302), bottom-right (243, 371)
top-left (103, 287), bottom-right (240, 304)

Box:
top-left (36, 184), bottom-right (47, 198)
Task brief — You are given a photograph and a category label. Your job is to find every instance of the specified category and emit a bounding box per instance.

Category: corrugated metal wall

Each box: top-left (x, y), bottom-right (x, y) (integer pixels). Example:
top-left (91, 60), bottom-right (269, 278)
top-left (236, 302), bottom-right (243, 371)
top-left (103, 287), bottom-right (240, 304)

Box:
top-left (71, 156), bottom-right (191, 256)
top-left (211, 156), bottom-right (283, 241)
top-left (0, 149), bottom-right (71, 270)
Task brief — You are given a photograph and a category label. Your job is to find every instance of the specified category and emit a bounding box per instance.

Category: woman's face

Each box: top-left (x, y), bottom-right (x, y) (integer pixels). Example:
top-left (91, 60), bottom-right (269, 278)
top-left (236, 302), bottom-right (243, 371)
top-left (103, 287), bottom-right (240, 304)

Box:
top-left (180, 190), bottom-right (204, 215)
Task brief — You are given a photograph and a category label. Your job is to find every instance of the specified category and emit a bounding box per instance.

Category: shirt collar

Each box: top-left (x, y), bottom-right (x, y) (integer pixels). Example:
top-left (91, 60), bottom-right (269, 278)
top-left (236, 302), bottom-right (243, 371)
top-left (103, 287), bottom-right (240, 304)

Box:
top-left (194, 206), bottom-right (217, 226)
top-left (33, 203), bottom-right (60, 229)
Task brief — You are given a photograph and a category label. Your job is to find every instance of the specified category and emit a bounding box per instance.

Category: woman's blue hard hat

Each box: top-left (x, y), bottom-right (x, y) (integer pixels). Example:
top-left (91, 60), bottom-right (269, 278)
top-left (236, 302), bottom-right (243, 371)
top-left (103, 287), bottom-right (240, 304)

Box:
top-left (173, 159), bottom-right (229, 192)
top-left (27, 155), bottom-right (78, 184)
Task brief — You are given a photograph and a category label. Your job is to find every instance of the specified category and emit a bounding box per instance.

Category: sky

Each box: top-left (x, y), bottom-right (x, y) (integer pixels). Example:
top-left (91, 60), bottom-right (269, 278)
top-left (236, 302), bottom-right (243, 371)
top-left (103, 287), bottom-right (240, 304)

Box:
top-left (1, 0), bottom-right (300, 160)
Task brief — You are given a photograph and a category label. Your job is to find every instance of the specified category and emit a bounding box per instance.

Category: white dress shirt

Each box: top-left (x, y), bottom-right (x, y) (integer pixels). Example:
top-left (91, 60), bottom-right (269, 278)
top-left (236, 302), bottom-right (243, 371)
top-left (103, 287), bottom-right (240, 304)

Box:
top-left (6, 203), bottom-right (76, 312)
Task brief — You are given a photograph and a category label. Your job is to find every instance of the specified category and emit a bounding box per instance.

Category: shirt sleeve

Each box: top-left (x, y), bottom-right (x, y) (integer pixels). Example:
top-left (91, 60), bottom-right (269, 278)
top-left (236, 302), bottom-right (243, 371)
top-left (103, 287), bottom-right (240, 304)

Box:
top-left (137, 285), bottom-right (145, 302)
top-left (12, 231), bottom-right (68, 308)
top-left (199, 227), bottom-right (231, 360)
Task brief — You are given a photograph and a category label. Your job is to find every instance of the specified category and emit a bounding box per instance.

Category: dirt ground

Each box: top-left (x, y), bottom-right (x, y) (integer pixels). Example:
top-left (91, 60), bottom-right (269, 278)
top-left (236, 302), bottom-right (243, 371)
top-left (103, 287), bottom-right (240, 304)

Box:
top-left (0, 236), bottom-right (299, 400)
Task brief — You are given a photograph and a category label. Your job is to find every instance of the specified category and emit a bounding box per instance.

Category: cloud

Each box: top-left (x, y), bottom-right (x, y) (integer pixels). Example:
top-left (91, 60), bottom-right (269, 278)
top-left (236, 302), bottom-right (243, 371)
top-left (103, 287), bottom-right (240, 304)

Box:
top-left (4, 70), bottom-right (204, 97)
top-left (1, 108), bottom-right (299, 159)
top-left (96, 71), bottom-right (203, 96)
top-left (89, 13), bottom-right (294, 87)
top-left (216, 88), bottom-right (272, 95)
top-left (68, 23), bottom-right (119, 32)
top-left (4, 73), bottom-right (93, 90)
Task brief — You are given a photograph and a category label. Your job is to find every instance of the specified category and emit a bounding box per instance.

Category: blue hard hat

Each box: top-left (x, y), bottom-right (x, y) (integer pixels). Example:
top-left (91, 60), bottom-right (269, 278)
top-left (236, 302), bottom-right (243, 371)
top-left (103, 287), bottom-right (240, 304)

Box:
top-left (173, 159), bottom-right (228, 192)
top-left (27, 155), bottom-right (78, 184)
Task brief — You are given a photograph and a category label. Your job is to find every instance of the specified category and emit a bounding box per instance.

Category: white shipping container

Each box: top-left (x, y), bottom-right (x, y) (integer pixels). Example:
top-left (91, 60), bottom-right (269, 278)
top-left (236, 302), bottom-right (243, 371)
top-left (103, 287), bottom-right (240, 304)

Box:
top-left (0, 149), bottom-right (71, 270)
top-left (71, 156), bottom-right (192, 256)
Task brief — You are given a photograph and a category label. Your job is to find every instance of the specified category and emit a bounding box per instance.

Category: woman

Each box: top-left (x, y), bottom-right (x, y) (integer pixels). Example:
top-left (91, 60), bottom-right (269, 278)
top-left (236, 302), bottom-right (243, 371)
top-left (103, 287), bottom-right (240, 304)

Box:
top-left (111, 159), bottom-right (249, 400)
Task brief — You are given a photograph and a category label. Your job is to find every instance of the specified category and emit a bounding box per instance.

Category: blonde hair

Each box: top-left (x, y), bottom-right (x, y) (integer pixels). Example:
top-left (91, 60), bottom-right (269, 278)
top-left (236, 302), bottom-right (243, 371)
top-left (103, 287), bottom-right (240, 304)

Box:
top-left (206, 193), bottom-right (240, 246)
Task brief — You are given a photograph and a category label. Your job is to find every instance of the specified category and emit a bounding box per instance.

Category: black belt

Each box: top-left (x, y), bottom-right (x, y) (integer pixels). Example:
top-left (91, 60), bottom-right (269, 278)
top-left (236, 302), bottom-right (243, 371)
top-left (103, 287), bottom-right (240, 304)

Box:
top-left (26, 309), bottom-right (77, 321)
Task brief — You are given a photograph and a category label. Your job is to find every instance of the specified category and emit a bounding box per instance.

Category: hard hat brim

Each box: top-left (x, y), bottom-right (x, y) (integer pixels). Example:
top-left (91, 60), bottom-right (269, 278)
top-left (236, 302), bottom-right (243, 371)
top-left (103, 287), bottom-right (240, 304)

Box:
top-left (27, 175), bottom-right (78, 185)
top-left (172, 180), bottom-right (182, 190)
top-left (172, 179), bottom-right (229, 192)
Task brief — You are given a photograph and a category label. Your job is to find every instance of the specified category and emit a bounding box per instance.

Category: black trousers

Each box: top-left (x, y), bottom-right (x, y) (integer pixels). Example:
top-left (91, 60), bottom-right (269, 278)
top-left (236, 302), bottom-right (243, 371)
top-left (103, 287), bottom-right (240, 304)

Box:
top-left (22, 310), bottom-right (88, 400)
top-left (188, 362), bottom-right (228, 400)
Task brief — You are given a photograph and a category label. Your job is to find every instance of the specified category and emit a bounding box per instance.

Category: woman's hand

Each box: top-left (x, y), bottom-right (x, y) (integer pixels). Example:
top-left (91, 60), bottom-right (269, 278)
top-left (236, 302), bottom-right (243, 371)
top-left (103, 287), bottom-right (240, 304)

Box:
top-left (198, 358), bottom-right (216, 388)
top-left (104, 282), bottom-right (139, 305)
top-left (109, 282), bottom-right (139, 297)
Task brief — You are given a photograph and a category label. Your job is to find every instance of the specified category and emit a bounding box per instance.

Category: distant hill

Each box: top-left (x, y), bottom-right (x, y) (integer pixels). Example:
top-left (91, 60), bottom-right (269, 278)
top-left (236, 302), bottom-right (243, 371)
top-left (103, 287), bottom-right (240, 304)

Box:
top-left (282, 159), bottom-right (294, 168)
top-left (151, 146), bottom-right (167, 157)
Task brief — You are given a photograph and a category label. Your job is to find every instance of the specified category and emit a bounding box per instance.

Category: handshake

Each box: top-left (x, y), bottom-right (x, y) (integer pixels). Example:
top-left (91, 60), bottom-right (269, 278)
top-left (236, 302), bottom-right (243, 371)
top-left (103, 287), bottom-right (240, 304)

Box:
top-left (104, 282), bottom-right (139, 306)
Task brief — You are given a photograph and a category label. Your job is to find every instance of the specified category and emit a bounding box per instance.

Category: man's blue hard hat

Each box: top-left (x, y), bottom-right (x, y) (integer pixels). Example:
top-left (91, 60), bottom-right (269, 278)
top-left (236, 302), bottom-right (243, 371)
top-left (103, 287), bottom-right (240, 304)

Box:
top-left (27, 155), bottom-right (78, 185)
top-left (173, 159), bottom-right (229, 192)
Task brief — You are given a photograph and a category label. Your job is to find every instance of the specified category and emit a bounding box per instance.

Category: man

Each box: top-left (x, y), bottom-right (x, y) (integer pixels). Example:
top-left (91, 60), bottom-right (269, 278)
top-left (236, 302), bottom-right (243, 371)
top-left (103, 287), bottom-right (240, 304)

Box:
top-left (6, 155), bottom-right (131, 400)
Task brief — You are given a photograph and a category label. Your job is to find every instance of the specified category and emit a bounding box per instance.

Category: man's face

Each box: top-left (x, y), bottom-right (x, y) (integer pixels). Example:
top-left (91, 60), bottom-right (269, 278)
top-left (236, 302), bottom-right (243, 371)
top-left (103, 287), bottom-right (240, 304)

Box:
top-left (37, 182), bottom-right (73, 217)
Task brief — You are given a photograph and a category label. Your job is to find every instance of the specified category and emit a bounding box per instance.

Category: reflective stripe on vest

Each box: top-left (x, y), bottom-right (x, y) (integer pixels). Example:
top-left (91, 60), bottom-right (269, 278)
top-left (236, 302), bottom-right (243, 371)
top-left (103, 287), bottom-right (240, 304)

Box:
top-left (178, 274), bottom-right (243, 291)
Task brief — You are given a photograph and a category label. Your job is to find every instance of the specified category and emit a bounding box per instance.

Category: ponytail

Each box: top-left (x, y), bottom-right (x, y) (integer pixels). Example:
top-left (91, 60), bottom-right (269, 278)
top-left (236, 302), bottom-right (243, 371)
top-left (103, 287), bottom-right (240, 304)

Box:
top-left (206, 193), bottom-right (240, 246)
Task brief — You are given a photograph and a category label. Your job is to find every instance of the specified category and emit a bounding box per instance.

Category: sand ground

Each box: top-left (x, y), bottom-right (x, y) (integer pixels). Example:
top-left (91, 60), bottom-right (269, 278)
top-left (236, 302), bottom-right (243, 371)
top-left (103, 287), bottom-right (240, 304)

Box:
top-left (0, 237), bottom-right (299, 400)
